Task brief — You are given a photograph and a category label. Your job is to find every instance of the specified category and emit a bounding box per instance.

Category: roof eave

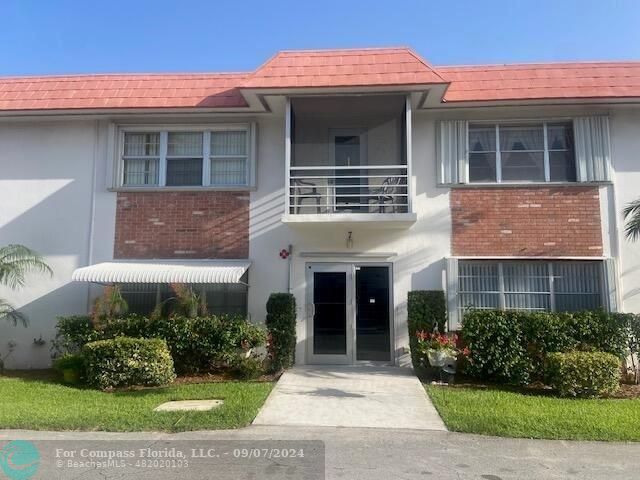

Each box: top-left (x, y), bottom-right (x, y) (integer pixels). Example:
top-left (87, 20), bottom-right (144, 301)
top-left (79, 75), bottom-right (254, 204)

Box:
top-left (241, 82), bottom-right (449, 95)
top-left (0, 105), bottom-right (268, 119)
top-left (435, 96), bottom-right (640, 109)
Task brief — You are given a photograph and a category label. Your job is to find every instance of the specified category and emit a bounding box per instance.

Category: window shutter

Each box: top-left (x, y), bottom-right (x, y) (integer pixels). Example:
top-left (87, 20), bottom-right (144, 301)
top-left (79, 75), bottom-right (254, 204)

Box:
top-left (437, 120), bottom-right (468, 184)
top-left (107, 122), bottom-right (118, 188)
top-left (445, 257), bottom-right (460, 331)
top-left (602, 258), bottom-right (620, 312)
top-left (573, 116), bottom-right (612, 182)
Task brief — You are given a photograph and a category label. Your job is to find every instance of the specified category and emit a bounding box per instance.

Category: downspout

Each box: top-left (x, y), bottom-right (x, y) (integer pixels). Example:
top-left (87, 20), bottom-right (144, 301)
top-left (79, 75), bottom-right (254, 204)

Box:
top-left (287, 244), bottom-right (293, 294)
top-left (85, 121), bottom-right (100, 311)
top-left (609, 178), bottom-right (624, 311)
top-left (607, 116), bottom-right (623, 312)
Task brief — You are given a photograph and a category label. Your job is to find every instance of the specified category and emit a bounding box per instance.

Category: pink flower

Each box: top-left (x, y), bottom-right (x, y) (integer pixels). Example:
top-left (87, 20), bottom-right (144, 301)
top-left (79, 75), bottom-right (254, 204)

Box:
top-left (416, 330), bottom-right (429, 341)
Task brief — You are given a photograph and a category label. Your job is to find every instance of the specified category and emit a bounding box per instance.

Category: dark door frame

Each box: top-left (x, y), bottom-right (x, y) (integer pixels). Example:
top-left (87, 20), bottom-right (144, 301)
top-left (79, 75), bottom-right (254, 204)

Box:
top-left (305, 262), bottom-right (394, 365)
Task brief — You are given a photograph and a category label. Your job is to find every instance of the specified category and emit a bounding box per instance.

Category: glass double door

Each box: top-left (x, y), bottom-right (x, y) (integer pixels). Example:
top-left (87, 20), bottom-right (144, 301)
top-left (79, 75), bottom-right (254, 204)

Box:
top-left (307, 263), bottom-right (391, 364)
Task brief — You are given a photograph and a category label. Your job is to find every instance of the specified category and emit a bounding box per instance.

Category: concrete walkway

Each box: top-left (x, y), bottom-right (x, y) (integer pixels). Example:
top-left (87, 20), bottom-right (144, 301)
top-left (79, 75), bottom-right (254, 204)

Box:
top-left (253, 365), bottom-right (446, 430)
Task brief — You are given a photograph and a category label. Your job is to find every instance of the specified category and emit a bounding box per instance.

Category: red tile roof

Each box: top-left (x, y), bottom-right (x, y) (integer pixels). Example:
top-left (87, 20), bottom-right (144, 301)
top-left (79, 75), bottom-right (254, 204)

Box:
top-left (0, 73), bottom-right (248, 111)
top-left (243, 48), bottom-right (446, 88)
top-left (1, 49), bottom-right (640, 112)
top-left (439, 62), bottom-right (640, 102)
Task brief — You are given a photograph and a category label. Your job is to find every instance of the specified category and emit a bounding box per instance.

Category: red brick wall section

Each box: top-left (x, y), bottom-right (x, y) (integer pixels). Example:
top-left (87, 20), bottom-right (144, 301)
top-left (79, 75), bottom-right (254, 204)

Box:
top-left (114, 191), bottom-right (249, 259)
top-left (451, 186), bottom-right (603, 257)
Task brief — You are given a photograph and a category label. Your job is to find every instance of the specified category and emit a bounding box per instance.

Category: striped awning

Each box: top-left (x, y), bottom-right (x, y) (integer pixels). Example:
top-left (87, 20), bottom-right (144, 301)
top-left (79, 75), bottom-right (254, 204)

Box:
top-left (72, 260), bottom-right (251, 284)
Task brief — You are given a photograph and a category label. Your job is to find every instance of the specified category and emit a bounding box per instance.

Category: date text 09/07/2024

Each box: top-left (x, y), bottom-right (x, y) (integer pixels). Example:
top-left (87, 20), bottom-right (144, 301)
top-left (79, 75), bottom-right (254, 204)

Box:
top-left (54, 447), bottom-right (307, 460)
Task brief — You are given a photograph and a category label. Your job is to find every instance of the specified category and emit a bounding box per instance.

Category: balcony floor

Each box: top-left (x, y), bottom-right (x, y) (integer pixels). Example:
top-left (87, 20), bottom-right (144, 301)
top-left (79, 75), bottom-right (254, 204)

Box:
top-left (281, 212), bottom-right (417, 228)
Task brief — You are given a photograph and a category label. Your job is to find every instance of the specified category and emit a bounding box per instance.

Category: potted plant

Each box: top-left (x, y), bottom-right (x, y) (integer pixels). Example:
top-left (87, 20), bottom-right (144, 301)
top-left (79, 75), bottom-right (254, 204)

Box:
top-left (53, 353), bottom-right (84, 384)
top-left (415, 331), bottom-right (467, 368)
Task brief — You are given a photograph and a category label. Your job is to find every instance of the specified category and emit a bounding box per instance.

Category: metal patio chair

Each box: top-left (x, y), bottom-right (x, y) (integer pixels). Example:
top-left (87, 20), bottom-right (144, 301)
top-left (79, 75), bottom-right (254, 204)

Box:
top-left (370, 176), bottom-right (404, 213)
top-left (292, 178), bottom-right (322, 214)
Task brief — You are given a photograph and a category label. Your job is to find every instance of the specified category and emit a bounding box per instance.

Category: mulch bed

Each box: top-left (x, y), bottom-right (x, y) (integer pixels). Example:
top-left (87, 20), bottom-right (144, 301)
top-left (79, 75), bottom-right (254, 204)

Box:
top-left (172, 370), bottom-right (281, 384)
top-left (419, 367), bottom-right (640, 399)
top-left (1, 368), bottom-right (281, 388)
top-left (612, 383), bottom-right (640, 399)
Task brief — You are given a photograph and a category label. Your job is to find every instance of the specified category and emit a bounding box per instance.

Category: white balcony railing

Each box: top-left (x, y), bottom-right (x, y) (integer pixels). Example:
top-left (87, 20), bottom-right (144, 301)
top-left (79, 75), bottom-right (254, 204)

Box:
top-left (288, 165), bottom-right (409, 215)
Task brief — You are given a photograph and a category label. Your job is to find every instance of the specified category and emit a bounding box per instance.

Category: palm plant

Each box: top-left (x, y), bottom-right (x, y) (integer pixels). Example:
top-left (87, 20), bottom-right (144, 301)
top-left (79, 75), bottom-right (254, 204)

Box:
top-left (624, 199), bottom-right (640, 241)
top-left (91, 285), bottom-right (128, 329)
top-left (0, 244), bottom-right (52, 326)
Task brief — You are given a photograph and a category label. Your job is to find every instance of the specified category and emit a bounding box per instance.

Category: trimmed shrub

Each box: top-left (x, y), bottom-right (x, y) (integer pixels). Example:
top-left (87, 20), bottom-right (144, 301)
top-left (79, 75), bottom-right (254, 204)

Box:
top-left (407, 291), bottom-right (446, 367)
top-left (52, 316), bottom-right (103, 355)
top-left (408, 291), bottom-right (446, 333)
top-left (83, 337), bottom-right (176, 389)
top-left (563, 310), bottom-right (628, 357)
top-left (150, 315), bottom-right (266, 373)
top-left (546, 351), bottom-right (621, 398)
top-left (53, 353), bottom-right (85, 372)
top-left (461, 309), bottom-right (628, 385)
top-left (233, 356), bottom-right (264, 380)
top-left (54, 314), bottom-right (266, 374)
top-left (265, 293), bottom-right (296, 372)
top-left (520, 311), bottom-right (574, 378)
top-left (461, 310), bottom-right (532, 384)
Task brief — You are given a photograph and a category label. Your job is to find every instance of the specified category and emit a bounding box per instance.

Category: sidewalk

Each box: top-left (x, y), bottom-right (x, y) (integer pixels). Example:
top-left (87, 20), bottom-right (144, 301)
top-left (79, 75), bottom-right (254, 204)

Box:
top-left (2, 426), bottom-right (638, 480)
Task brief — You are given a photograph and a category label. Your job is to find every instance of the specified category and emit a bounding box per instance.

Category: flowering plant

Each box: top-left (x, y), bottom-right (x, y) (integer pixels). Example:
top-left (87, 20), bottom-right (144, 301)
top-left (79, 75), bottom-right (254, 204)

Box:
top-left (415, 331), bottom-right (470, 367)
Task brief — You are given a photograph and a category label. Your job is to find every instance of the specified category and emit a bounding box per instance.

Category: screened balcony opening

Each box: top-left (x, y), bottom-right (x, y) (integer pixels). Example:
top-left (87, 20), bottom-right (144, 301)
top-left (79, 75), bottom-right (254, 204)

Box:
top-left (289, 95), bottom-right (408, 215)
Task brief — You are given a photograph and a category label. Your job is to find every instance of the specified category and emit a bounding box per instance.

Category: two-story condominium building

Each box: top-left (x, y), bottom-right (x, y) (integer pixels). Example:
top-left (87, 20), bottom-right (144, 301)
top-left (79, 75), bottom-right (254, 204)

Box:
top-left (1, 47), bottom-right (639, 368)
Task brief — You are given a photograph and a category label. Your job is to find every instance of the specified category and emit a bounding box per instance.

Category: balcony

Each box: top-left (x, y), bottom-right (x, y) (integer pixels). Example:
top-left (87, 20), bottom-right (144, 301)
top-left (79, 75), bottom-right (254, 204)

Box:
top-left (283, 95), bottom-right (416, 227)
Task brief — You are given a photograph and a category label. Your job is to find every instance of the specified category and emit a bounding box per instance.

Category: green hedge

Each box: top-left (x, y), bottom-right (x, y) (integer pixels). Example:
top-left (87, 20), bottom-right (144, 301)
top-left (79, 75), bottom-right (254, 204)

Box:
top-left (52, 315), bottom-right (102, 354)
top-left (55, 315), bottom-right (266, 374)
top-left (83, 337), bottom-right (176, 389)
top-left (265, 293), bottom-right (296, 372)
top-left (546, 351), bottom-right (621, 398)
top-left (461, 309), bottom-right (627, 385)
top-left (407, 291), bottom-right (446, 367)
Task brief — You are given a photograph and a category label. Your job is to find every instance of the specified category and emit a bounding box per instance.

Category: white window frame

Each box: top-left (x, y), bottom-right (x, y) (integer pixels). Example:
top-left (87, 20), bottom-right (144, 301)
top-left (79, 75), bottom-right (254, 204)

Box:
top-left (165, 131), bottom-right (204, 187)
top-left (121, 132), bottom-right (161, 186)
top-left (209, 125), bottom-right (251, 187)
top-left (468, 121), bottom-right (576, 184)
top-left (115, 124), bottom-right (256, 190)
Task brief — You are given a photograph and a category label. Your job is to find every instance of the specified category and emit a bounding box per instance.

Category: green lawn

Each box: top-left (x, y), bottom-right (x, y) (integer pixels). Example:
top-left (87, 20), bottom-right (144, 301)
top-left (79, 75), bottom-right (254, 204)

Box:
top-left (426, 384), bottom-right (640, 441)
top-left (0, 375), bottom-right (273, 432)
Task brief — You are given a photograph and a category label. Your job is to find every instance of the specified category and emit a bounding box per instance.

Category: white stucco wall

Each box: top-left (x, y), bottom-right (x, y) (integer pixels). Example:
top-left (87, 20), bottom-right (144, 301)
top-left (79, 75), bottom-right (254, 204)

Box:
top-left (0, 121), bottom-right (99, 368)
top-left (610, 107), bottom-right (640, 313)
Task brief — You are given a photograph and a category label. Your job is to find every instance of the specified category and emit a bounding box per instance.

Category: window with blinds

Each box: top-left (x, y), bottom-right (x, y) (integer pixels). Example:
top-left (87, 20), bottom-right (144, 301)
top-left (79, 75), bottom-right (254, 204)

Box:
top-left (468, 122), bottom-right (576, 183)
top-left (210, 130), bottom-right (248, 185)
top-left (438, 117), bottom-right (610, 185)
top-left (122, 133), bottom-right (160, 186)
top-left (165, 132), bottom-right (204, 186)
top-left (458, 260), bottom-right (603, 318)
top-left (119, 126), bottom-right (253, 188)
